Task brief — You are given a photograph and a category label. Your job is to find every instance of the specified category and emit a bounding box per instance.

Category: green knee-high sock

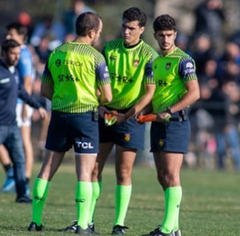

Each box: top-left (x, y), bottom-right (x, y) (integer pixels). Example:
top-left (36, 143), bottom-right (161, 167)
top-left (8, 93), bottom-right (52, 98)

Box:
top-left (114, 184), bottom-right (132, 226)
top-left (88, 182), bottom-right (102, 225)
top-left (161, 186), bottom-right (182, 234)
top-left (173, 187), bottom-right (182, 232)
top-left (32, 178), bottom-right (50, 226)
top-left (75, 181), bottom-right (92, 229)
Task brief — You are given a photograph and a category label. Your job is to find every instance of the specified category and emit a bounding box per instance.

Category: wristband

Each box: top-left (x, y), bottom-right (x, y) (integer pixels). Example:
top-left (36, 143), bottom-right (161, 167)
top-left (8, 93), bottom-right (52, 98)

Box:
top-left (165, 107), bottom-right (173, 116)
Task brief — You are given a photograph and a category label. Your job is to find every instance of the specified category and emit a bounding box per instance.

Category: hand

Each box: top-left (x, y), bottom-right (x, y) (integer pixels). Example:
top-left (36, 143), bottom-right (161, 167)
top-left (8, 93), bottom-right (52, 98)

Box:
top-left (38, 107), bottom-right (48, 120)
top-left (156, 112), bottom-right (171, 122)
top-left (99, 106), bottom-right (110, 118)
top-left (115, 113), bottom-right (126, 125)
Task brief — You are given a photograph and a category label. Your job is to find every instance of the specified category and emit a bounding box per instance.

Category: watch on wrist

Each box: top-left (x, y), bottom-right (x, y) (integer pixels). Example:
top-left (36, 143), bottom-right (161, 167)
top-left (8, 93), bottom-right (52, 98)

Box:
top-left (165, 107), bottom-right (173, 116)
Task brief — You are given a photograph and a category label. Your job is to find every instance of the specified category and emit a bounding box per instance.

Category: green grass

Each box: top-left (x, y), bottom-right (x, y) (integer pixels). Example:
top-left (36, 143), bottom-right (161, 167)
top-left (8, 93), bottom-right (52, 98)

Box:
top-left (0, 163), bottom-right (240, 236)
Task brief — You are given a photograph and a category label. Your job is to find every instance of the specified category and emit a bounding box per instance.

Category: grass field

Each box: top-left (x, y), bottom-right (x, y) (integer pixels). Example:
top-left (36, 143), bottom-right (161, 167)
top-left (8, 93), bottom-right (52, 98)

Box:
top-left (0, 162), bottom-right (240, 236)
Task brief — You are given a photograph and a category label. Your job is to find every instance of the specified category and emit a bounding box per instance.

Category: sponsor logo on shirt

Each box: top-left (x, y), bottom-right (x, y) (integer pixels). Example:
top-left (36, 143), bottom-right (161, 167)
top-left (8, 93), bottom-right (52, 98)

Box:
top-left (104, 66), bottom-right (109, 78)
top-left (63, 60), bottom-right (83, 67)
top-left (111, 74), bottom-right (134, 84)
top-left (109, 55), bottom-right (116, 61)
top-left (55, 59), bottom-right (61, 67)
top-left (157, 80), bottom-right (168, 86)
top-left (58, 74), bottom-right (80, 82)
top-left (184, 62), bottom-right (195, 74)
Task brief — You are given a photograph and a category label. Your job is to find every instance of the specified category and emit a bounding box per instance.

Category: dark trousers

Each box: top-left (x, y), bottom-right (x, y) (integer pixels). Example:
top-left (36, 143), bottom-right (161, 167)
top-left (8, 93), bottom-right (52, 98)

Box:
top-left (0, 123), bottom-right (27, 198)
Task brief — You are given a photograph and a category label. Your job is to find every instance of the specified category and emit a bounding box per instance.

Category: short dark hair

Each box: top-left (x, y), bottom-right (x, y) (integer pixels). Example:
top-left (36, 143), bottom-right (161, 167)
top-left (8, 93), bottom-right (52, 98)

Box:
top-left (75, 12), bottom-right (102, 36)
top-left (122, 7), bottom-right (147, 27)
top-left (6, 22), bottom-right (28, 40)
top-left (153, 14), bottom-right (176, 32)
top-left (1, 39), bottom-right (20, 54)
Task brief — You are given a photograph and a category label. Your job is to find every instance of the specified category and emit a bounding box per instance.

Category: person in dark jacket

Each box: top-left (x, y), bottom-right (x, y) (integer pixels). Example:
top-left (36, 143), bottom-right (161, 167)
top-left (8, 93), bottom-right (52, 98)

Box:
top-left (0, 39), bottom-right (47, 203)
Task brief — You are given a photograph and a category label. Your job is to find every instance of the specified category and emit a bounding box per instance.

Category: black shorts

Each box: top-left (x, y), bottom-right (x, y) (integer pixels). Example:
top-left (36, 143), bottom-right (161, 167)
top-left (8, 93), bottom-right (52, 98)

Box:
top-left (46, 111), bottom-right (99, 154)
top-left (150, 115), bottom-right (190, 154)
top-left (99, 110), bottom-right (145, 150)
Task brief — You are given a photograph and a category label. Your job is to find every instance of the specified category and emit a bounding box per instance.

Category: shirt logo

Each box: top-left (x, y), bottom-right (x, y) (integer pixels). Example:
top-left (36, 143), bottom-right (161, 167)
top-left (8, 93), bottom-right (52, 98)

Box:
top-left (133, 59), bottom-right (140, 67)
top-left (165, 62), bottom-right (171, 70)
top-left (186, 62), bottom-right (194, 68)
top-left (124, 134), bottom-right (130, 142)
top-left (184, 61), bottom-right (195, 75)
top-left (0, 78), bottom-right (10, 84)
top-left (55, 59), bottom-right (61, 67)
top-left (110, 55), bottom-right (116, 61)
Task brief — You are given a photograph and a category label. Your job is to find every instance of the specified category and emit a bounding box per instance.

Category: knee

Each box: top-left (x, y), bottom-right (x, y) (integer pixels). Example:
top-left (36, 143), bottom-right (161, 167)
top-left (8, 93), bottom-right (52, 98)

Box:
top-left (161, 170), bottom-right (180, 187)
top-left (92, 163), bottom-right (101, 181)
top-left (116, 168), bottom-right (132, 184)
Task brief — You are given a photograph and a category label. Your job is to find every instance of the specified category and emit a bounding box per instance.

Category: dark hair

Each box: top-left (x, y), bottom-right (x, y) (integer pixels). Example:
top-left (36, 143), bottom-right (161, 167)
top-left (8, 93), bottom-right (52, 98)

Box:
top-left (6, 22), bottom-right (28, 40)
top-left (153, 14), bottom-right (176, 32)
top-left (122, 7), bottom-right (147, 27)
top-left (1, 39), bottom-right (20, 54)
top-left (75, 12), bottom-right (102, 36)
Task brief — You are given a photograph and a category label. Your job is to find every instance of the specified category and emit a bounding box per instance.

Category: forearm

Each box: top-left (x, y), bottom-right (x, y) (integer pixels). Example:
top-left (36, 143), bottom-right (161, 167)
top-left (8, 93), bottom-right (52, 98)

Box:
top-left (24, 76), bottom-right (33, 94)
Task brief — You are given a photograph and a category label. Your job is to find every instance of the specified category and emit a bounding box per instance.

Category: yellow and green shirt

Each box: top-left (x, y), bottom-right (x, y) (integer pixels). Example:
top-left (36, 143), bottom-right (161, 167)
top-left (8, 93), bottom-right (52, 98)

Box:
top-left (42, 42), bottom-right (110, 113)
top-left (103, 39), bottom-right (158, 109)
top-left (152, 47), bottom-right (198, 113)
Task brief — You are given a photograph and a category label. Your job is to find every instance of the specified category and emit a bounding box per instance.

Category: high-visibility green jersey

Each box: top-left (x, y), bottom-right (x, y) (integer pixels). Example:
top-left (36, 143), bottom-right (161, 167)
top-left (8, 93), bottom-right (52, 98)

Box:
top-left (42, 42), bottom-right (110, 113)
top-left (152, 48), bottom-right (197, 113)
top-left (152, 47), bottom-right (198, 113)
top-left (103, 39), bottom-right (158, 109)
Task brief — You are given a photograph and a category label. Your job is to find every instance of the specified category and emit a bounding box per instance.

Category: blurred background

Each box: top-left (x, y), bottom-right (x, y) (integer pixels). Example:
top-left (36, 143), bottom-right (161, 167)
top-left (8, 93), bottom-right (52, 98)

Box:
top-left (1, 0), bottom-right (240, 171)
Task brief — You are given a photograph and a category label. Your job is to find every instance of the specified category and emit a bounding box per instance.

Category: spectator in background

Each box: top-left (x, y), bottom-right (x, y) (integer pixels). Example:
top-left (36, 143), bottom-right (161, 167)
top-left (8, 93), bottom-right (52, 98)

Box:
top-left (193, 0), bottom-right (225, 52)
top-left (34, 34), bottom-right (52, 64)
top-left (5, 22), bottom-right (36, 194)
top-left (216, 41), bottom-right (240, 86)
top-left (30, 14), bottom-right (65, 49)
top-left (63, 0), bottom-right (95, 36)
top-left (189, 33), bottom-right (217, 83)
top-left (17, 12), bottom-right (33, 43)
top-left (175, 32), bottom-right (190, 55)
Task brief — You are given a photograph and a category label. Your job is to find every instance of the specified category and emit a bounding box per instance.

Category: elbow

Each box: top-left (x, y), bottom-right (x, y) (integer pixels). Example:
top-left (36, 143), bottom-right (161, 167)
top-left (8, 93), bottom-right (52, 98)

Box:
top-left (103, 96), bottom-right (112, 104)
top-left (104, 93), bottom-right (112, 103)
top-left (196, 89), bottom-right (200, 101)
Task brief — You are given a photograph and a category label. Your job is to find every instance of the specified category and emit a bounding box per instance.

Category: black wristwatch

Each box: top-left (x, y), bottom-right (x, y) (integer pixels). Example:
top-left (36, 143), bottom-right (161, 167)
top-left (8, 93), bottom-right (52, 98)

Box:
top-left (165, 107), bottom-right (173, 116)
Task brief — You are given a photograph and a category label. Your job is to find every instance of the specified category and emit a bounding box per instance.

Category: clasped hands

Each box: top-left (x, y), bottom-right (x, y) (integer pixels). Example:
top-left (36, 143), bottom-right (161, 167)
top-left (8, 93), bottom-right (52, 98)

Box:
top-left (99, 106), bottom-right (171, 126)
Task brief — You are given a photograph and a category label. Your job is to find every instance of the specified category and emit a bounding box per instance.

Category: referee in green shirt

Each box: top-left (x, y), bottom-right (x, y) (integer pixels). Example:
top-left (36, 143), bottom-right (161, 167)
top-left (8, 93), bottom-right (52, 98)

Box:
top-left (28, 12), bottom-right (112, 234)
top-left (142, 14), bottom-right (200, 236)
